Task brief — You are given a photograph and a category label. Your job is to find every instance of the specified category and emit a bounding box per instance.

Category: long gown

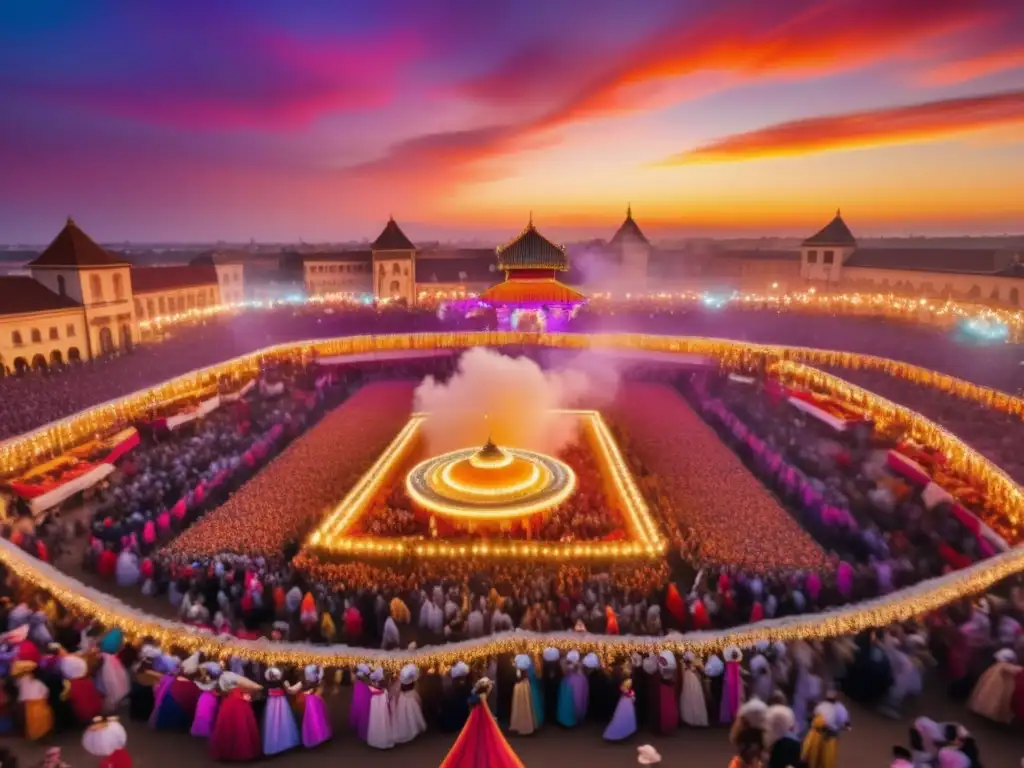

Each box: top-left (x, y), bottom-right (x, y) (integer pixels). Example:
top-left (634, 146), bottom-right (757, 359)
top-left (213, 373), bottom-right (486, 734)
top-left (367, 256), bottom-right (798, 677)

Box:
top-left (392, 682), bottom-right (427, 744)
top-left (366, 685), bottom-right (394, 749)
top-left (509, 676), bottom-right (535, 735)
top-left (603, 688), bottom-right (637, 741)
top-left (209, 688), bottom-right (261, 762)
top-left (658, 673), bottom-right (679, 734)
top-left (262, 687), bottom-right (300, 755)
top-left (191, 686), bottom-right (219, 738)
top-left (440, 695), bottom-right (525, 768)
top-left (719, 661), bottom-right (743, 724)
top-left (968, 660), bottom-right (1022, 724)
top-left (152, 676), bottom-right (200, 731)
top-left (350, 677), bottom-right (371, 741)
top-left (300, 686), bottom-right (332, 748)
top-left (680, 664), bottom-right (708, 726)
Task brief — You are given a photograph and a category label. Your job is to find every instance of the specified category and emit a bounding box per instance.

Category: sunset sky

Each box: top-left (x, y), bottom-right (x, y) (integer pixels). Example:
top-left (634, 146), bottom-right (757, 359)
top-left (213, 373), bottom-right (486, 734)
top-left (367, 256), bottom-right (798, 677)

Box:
top-left (2, 0), bottom-right (1023, 243)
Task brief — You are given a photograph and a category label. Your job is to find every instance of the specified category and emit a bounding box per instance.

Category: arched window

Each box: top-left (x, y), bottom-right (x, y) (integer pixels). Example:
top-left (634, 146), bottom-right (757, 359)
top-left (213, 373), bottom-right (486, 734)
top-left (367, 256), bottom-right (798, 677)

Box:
top-left (113, 272), bottom-right (124, 300)
top-left (11, 331), bottom-right (23, 346)
top-left (48, 327), bottom-right (58, 340)
top-left (30, 328), bottom-right (41, 343)
top-left (57, 275), bottom-right (66, 296)
top-left (90, 274), bottom-right (103, 300)
top-left (134, 299), bottom-right (144, 317)
top-left (158, 296), bottom-right (167, 314)
top-left (967, 284), bottom-right (981, 298)
top-left (392, 262), bottom-right (401, 276)
top-left (1011, 287), bottom-right (1020, 306)
top-left (147, 299), bottom-right (155, 317)
top-left (99, 327), bottom-right (114, 354)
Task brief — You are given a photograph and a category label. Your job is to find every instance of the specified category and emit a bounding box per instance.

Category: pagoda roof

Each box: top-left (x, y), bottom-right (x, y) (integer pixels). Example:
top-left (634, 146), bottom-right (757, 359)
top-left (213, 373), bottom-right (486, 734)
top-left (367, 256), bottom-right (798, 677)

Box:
top-left (802, 210), bottom-right (857, 247)
top-left (479, 278), bottom-right (585, 305)
top-left (28, 217), bottom-right (127, 269)
top-left (372, 217), bottom-right (416, 251)
top-left (609, 205), bottom-right (650, 247)
top-left (496, 219), bottom-right (568, 271)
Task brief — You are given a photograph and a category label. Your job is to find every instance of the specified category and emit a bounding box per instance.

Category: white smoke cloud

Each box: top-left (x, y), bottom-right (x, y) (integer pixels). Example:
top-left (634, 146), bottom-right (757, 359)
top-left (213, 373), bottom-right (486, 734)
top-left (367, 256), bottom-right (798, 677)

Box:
top-left (413, 347), bottom-right (621, 456)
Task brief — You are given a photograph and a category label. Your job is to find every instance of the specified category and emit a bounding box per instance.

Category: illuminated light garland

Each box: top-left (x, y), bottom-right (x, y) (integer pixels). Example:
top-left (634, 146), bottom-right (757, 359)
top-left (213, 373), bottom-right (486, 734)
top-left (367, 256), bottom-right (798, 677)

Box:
top-left (1, 331), bottom-right (1024, 666)
top-left (5, 529), bottom-right (1024, 672)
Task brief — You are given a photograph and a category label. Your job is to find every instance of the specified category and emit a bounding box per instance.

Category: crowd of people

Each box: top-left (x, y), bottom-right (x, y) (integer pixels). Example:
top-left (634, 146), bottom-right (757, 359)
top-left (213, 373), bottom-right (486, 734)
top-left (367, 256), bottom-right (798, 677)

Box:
top-left (0, 553), bottom-right (1020, 766)
top-left (1, 302), bottom-right (1024, 765)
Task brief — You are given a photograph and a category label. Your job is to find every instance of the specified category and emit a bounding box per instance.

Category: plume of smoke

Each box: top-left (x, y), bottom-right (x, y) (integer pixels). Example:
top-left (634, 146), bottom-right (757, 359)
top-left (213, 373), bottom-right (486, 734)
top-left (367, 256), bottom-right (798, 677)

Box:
top-left (413, 347), bottom-right (621, 456)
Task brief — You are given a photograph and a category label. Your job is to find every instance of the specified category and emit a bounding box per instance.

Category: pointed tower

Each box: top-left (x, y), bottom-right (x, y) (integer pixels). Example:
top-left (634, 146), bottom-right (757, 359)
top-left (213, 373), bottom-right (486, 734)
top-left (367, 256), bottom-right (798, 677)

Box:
top-left (27, 217), bottom-right (137, 357)
top-left (608, 205), bottom-right (651, 289)
top-left (371, 217), bottom-right (417, 304)
top-left (800, 209), bottom-right (857, 284)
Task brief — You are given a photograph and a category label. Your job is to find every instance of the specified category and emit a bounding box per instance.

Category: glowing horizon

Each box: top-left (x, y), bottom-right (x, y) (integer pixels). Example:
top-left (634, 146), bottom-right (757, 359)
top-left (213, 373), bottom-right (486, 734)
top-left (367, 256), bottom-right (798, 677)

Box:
top-left (1, 0), bottom-right (1022, 243)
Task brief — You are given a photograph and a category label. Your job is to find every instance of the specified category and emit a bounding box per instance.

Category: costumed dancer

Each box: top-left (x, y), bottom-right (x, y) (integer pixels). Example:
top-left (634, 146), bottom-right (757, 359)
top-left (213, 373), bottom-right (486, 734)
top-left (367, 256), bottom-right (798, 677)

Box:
top-left (679, 651), bottom-right (708, 727)
top-left (61, 653), bottom-right (104, 724)
top-left (440, 677), bottom-right (524, 768)
top-left (129, 644), bottom-right (161, 722)
top-left (509, 654), bottom-right (536, 735)
top-left (393, 663), bottom-right (427, 744)
top-left (209, 672), bottom-right (262, 762)
top-left (152, 653), bottom-right (201, 730)
top-left (656, 651), bottom-right (679, 735)
top-left (96, 629), bottom-right (130, 715)
top-left (968, 647), bottom-right (1021, 724)
top-left (720, 646), bottom-right (744, 724)
top-left (603, 676), bottom-right (637, 741)
top-left (261, 667), bottom-right (300, 756)
top-left (526, 653), bottom-right (544, 726)
top-left (438, 661), bottom-right (472, 733)
top-left (585, 652), bottom-right (616, 724)
top-left (191, 662), bottom-right (222, 738)
top-left (383, 598), bottom-right (410, 650)
top-left (14, 659), bottom-right (54, 740)
top-left (83, 715), bottom-right (132, 768)
top-left (349, 663), bottom-right (371, 741)
top-left (729, 698), bottom-right (767, 746)
top-left (801, 691), bottom-right (850, 768)
top-left (556, 650), bottom-right (583, 727)
top-left (703, 654), bottom-right (724, 725)
top-left (766, 703), bottom-right (800, 768)
top-left (541, 647), bottom-right (561, 723)
top-left (298, 665), bottom-right (332, 748)
top-left (749, 646), bottom-right (774, 704)
top-left (366, 666), bottom-right (395, 749)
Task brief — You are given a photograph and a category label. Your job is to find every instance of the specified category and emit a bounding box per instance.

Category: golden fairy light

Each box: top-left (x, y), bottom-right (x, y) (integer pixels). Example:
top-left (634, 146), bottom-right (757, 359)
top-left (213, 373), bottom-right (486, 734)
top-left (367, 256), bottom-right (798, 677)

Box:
top-left (2, 330), bottom-right (1024, 669)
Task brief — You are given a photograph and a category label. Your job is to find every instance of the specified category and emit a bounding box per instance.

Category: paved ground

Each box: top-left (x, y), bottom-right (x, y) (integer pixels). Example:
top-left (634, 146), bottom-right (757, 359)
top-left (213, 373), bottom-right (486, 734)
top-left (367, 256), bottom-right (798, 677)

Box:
top-left (12, 677), bottom-right (1022, 767)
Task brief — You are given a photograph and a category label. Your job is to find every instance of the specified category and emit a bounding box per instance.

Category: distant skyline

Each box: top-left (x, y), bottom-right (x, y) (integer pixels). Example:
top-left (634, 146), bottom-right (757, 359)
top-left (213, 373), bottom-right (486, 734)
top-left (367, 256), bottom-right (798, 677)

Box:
top-left (1, 0), bottom-right (1023, 242)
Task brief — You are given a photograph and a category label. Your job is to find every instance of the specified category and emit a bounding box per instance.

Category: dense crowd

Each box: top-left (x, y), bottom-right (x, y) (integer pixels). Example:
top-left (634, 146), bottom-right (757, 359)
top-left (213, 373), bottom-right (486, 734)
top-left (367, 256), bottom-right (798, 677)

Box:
top-left (0, 553), bottom-right (1021, 766)
top-left (2, 301), bottom-right (1023, 444)
top-left (3, 304), bottom-right (1024, 764)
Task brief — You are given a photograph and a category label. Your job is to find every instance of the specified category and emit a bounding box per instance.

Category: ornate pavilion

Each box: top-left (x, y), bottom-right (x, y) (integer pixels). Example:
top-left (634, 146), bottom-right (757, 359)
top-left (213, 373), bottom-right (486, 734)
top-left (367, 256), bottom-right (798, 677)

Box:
top-left (476, 217), bottom-right (586, 331)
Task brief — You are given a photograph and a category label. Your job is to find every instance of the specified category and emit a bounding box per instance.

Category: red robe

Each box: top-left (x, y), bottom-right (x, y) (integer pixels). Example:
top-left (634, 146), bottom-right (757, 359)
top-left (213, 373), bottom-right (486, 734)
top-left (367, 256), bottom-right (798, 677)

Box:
top-left (100, 748), bottom-right (132, 768)
top-left (67, 677), bottom-right (103, 723)
top-left (440, 699), bottom-right (523, 768)
top-left (98, 549), bottom-right (117, 578)
top-left (209, 688), bottom-right (261, 762)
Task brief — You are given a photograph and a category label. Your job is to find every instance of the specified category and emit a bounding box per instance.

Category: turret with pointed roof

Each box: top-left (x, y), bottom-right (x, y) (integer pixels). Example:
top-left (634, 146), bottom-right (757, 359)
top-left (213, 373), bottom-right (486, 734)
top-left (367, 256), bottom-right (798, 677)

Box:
top-left (609, 204), bottom-right (650, 248)
top-left (28, 217), bottom-right (127, 268)
top-left (802, 209), bottom-right (857, 248)
top-left (495, 215), bottom-right (568, 272)
top-left (372, 216), bottom-right (416, 252)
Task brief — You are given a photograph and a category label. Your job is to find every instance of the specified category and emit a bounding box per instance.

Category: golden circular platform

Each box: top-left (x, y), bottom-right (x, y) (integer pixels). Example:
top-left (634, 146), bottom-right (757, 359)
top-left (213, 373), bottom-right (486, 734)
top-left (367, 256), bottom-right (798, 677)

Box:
top-left (405, 439), bottom-right (577, 523)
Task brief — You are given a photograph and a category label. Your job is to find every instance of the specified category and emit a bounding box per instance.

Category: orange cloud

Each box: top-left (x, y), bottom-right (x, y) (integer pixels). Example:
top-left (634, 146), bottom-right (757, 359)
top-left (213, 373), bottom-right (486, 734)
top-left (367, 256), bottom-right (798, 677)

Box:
top-left (660, 89), bottom-right (1024, 164)
top-left (536, 0), bottom-right (1009, 131)
top-left (354, 1), bottom-right (1016, 192)
top-left (921, 46), bottom-right (1024, 85)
